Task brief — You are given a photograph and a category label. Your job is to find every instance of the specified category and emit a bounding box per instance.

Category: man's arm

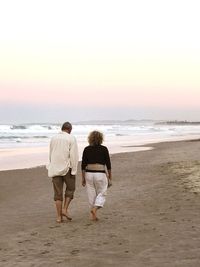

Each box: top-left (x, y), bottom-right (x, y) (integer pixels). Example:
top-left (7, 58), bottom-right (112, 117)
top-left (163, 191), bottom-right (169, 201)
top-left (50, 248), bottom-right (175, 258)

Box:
top-left (70, 137), bottom-right (79, 175)
top-left (49, 140), bottom-right (52, 162)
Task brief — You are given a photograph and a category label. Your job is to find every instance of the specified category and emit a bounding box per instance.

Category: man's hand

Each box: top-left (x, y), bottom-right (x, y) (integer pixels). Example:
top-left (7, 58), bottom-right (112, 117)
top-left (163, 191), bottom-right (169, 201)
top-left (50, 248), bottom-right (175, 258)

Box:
top-left (70, 168), bottom-right (76, 178)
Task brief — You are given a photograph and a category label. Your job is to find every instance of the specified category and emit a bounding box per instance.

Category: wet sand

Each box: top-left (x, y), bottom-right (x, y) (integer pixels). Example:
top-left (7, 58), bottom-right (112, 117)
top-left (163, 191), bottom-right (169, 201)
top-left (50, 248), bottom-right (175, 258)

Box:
top-left (1, 140), bottom-right (200, 266)
top-left (0, 144), bottom-right (152, 171)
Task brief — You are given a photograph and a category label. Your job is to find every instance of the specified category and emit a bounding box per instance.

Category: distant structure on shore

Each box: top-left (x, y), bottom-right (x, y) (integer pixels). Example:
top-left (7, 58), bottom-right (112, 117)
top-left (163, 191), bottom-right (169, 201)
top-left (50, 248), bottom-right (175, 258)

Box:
top-left (156, 120), bottom-right (200, 125)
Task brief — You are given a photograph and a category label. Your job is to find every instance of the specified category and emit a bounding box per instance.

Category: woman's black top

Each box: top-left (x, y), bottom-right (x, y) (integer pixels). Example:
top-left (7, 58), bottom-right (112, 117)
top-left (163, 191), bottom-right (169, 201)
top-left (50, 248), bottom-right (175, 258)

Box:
top-left (81, 145), bottom-right (111, 171)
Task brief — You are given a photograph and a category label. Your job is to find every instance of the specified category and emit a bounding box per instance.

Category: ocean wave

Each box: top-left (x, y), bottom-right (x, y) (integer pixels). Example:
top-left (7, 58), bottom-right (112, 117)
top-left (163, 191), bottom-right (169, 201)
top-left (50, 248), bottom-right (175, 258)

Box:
top-left (11, 125), bottom-right (27, 130)
top-left (0, 135), bottom-right (49, 140)
top-left (0, 124), bottom-right (59, 132)
top-left (0, 122), bottom-right (200, 149)
top-left (115, 133), bottom-right (129, 136)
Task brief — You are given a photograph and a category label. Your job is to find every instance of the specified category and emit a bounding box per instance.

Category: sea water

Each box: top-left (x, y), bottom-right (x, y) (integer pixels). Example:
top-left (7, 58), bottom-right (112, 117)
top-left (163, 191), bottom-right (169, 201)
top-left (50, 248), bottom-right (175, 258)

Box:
top-left (0, 120), bottom-right (200, 170)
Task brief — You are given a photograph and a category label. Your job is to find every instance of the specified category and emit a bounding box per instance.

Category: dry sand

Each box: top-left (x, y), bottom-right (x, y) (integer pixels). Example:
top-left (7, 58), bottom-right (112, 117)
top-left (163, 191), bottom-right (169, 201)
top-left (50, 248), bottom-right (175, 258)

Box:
top-left (1, 140), bottom-right (200, 267)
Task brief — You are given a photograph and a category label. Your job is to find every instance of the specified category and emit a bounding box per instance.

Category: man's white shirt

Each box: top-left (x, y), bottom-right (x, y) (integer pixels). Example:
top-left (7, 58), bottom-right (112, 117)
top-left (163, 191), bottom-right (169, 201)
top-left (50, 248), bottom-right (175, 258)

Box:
top-left (47, 132), bottom-right (79, 178)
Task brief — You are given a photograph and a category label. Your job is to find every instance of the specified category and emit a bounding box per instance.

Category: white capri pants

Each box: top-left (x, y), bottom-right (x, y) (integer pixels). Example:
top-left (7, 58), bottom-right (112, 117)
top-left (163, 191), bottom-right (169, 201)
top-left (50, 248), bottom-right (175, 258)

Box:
top-left (85, 172), bottom-right (108, 208)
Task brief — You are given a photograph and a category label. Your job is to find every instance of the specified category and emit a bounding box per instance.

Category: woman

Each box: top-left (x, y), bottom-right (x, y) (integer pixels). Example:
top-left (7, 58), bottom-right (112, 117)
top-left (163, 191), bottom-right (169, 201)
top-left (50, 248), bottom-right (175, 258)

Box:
top-left (81, 131), bottom-right (112, 221)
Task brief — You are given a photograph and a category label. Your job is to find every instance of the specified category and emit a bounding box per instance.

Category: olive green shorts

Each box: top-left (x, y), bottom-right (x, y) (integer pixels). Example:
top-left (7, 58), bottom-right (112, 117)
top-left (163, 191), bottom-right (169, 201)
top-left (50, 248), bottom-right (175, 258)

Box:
top-left (52, 170), bottom-right (75, 201)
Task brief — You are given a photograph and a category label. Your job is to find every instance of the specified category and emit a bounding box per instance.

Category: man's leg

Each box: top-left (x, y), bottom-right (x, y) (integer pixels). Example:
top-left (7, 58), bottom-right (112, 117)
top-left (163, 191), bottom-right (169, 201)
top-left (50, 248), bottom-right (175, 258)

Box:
top-left (62, 171), bottom-right (75, 220)
top-left (52, 176), bottom-right (64, 222)
top-left (55, 200), bottom-right (63, 222)
top-left (62, 197), bottom-right (72, 220)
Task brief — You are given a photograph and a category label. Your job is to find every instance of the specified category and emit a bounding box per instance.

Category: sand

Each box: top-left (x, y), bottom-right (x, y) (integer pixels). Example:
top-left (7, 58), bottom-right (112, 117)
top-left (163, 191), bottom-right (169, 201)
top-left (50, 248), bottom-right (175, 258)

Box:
top-left (0, 144), bottom-right (152, 171)
top-left (1, 140), bottom-right (200, 267)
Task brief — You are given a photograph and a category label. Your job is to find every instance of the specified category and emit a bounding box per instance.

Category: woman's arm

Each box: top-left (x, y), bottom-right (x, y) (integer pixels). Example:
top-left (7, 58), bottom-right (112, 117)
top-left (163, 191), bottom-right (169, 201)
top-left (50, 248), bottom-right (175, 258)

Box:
top-left (82, 170), bottom-right (86, 187)
top-left (81, 148), bottom-right (87, 187)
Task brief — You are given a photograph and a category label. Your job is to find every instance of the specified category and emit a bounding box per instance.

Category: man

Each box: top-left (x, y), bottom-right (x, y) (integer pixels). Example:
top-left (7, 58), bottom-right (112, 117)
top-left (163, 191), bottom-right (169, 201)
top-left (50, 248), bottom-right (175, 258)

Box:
top-left (47, 122), bottom-right (79, 223)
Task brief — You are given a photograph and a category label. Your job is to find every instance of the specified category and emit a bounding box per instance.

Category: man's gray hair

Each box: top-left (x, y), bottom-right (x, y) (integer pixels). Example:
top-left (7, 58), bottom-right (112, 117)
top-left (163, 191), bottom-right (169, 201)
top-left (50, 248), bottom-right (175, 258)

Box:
top-left (61, 122), bottom-right (72, 131)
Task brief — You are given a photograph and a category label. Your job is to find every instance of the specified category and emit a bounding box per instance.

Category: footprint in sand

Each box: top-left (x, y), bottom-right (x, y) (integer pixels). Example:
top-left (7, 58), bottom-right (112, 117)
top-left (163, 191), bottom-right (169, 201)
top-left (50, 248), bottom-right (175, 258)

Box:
top-left (159, 212), bottom-right (166, 216)
top-left (40, 250), bottom-right (50, 255)
top-left (44, 242), bottom-right (53, 247)
top-left (30, 232), bottom-right (38, 236)
top-left (70, 249), bottom-right (80, 255)
top-left (49, 225), bottom-right (61, 229)
top-left (84, 223), bottom-right (92, 227)
top-left (18, 239), bottom-right (31, 244)
top-left (109, 234), bottom-right (117, 238)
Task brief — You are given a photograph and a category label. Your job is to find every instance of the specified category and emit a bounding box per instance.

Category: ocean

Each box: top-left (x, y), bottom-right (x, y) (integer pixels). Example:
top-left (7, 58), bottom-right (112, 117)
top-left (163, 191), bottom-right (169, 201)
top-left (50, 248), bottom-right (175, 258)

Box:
top-left (0, 120), bottom-right (200, 149)
top-left (0, 120), bottom-right (200, 170)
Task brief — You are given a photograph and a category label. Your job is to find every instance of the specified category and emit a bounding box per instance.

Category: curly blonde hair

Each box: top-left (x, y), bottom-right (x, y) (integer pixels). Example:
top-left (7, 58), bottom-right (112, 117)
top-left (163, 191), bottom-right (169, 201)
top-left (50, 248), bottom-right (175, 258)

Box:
top-left (88, 131), bottom-right (104, 146)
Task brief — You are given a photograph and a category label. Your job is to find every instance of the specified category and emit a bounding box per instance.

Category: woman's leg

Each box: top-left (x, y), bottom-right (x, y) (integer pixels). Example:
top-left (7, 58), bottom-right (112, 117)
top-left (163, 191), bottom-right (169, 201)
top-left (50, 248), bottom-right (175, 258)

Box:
top-left (94, 173), bottom-right (108, 208)
top-left (85, 172), bottom-right (96, 209)
top-left (90, 173), bottom-right (108, 220)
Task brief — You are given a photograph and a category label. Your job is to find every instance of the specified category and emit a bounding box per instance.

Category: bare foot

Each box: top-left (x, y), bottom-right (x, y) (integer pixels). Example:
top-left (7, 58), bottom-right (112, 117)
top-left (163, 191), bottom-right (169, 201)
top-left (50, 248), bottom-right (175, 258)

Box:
top-left (91, 208), bottom-right (98, 221)
top-left (56, 217), bottom-right (63, 223)
top-left (62, 211), bottom-right (72, 221)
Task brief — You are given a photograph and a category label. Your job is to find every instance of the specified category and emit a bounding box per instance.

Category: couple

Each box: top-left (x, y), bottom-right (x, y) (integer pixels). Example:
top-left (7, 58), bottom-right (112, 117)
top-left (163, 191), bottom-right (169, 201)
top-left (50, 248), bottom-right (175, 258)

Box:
top-left (47, 122), bottom-right (112, 223)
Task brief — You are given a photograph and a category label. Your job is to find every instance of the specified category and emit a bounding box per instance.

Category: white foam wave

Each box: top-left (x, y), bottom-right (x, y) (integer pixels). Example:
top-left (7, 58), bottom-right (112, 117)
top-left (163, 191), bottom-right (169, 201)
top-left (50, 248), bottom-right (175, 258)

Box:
top-left (0, 122), bottom-right (200, 149)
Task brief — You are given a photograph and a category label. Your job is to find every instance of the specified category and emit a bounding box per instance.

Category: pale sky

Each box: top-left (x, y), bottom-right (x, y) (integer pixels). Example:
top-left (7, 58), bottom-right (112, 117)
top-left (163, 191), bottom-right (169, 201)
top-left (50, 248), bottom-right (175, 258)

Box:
top-left (0, 0), bottom-right (200, 123)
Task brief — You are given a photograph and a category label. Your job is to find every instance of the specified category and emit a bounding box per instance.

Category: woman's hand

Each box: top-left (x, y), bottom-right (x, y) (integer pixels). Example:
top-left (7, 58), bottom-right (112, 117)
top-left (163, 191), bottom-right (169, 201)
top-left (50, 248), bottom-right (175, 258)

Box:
top-left (107, 178), bottom-right (112, 188)
top-left (82, 178), bottom-right (86, 187)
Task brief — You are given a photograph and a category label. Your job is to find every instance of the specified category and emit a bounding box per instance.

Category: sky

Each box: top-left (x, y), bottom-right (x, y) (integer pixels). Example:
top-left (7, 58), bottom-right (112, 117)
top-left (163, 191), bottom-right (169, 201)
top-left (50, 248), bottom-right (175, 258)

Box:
top-left (0, 0), bottom-right (200, 123)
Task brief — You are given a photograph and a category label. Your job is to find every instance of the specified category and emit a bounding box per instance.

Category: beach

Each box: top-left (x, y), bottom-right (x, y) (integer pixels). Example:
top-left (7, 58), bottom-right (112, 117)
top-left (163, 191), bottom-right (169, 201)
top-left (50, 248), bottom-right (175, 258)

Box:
top-left (1, 139), bottom-right (200, 267)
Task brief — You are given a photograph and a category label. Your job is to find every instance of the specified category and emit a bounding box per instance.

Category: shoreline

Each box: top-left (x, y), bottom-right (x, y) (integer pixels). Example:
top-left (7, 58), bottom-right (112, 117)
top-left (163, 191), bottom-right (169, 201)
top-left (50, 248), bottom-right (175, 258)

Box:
top-left (0, 144), bottom-right (153, 172)
top-left (0, 134), bottom-right (200, 171)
